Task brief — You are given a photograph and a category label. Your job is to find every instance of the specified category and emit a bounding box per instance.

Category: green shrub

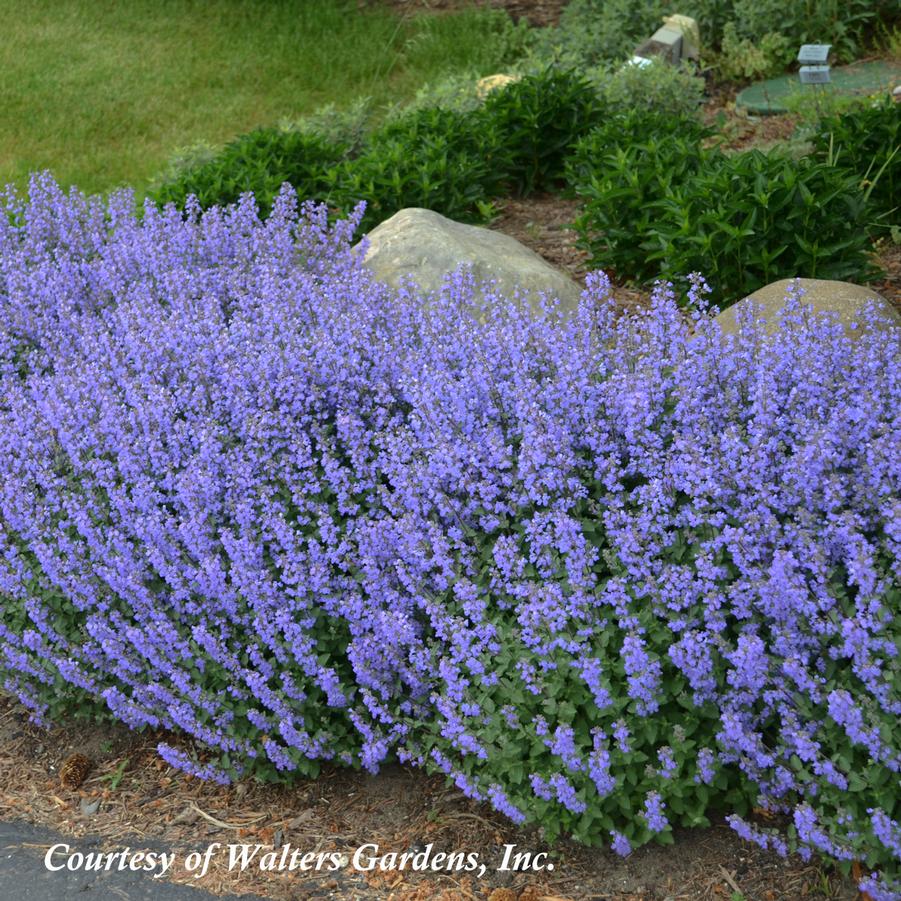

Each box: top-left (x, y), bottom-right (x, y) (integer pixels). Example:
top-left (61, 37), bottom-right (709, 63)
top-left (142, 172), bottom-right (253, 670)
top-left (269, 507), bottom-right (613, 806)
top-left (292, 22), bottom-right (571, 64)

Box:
top-left (651, 150), bottom-right (878, 298)
top-left (586, 59), bottom-right (706, 119)
top-left (150, 68), bottom-right (608, 229)
top-left (395, 70), bottom-right (487, 116)
top-left (147, 139), bottom-right (222, 193)
top-left (323, 106), bottom-right (510, 231)
top-left (150, 128), bottom-right (345, 217)
top-left (811, 97), bottom-right (900, 231)
top-left (481, 68), bottom-right (604, 195)
top-left (714, 23), bottom-right (792, 81)
top-left (527, 0), bottom-right (663, 69)
top-left (727, 0), bottom-right (895, 64)
top-left (280, 97), bottom-right (377, 159)
top-left (573, 138), bottom-right (878, 300)
top-left (570, 111), bottom-right (716, 283)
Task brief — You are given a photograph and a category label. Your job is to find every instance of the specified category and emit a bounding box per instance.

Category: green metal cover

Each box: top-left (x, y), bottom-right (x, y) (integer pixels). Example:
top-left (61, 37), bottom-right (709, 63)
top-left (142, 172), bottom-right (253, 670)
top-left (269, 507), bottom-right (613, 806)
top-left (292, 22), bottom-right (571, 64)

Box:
top-left (736, 59), bottom-right (901, 115)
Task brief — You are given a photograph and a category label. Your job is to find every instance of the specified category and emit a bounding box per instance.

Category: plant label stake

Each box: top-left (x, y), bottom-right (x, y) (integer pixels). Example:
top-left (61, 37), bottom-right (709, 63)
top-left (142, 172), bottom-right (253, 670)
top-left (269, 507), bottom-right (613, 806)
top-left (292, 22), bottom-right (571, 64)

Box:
top-left (798, 44), bottom-right (831, 84)
top-left (799, 65), bottom-right (831, 85)
top-left (797, 44), bottom-right (831, 116)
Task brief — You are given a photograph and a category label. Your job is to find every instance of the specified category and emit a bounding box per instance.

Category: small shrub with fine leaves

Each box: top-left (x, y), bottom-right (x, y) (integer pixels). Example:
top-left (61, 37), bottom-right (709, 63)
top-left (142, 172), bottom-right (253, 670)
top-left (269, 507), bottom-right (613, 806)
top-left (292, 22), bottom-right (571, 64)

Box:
top-left (586, 58), bottom-right (706, 119)
top-left (571, 131), bottom-right (878, 301)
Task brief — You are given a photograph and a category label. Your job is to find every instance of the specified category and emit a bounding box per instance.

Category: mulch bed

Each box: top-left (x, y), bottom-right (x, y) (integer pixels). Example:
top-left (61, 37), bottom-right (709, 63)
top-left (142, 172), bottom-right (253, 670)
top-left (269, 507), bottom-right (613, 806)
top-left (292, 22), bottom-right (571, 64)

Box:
top-left (872, 237), bottom-right (901, 308)
top-left (0, 692), bottom-right (861, 901)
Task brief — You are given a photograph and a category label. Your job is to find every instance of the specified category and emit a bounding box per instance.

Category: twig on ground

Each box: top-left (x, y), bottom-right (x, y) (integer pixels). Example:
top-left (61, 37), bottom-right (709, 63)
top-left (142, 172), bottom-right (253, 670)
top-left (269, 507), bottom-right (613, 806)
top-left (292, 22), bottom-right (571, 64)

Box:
top-left (188, 801), bottom-right (267, 831)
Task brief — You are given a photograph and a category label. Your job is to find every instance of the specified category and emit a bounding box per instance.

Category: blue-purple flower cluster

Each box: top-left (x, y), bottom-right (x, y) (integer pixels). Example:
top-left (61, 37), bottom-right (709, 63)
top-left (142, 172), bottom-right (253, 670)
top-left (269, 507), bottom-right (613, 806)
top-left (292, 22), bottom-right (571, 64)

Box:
top-left (1, 175), bottom-right (899, 898)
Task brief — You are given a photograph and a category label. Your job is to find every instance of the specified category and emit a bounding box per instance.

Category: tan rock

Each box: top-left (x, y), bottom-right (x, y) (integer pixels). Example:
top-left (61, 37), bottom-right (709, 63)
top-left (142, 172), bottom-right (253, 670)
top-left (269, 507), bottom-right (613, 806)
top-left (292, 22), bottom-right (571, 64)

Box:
top-left (715, 278), bottom-right (900, 340)
top-left (663, 14), bottom-right (700, 60)
top-left (358, 207), bottom-right (583, 317)
top-left (476, 73), bottom-right (521, 100)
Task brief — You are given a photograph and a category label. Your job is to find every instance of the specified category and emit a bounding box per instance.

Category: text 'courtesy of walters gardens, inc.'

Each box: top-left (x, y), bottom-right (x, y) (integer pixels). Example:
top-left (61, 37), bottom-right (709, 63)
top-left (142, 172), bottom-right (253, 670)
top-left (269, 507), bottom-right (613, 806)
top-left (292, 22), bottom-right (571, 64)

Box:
top-left (44, 842), bottom-right (556, 881)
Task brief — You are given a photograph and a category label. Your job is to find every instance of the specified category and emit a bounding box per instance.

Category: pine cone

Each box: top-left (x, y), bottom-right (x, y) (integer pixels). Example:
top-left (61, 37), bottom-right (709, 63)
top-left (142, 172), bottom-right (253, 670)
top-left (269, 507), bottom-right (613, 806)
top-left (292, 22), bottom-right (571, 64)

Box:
top-left (59, 753), bottom-right (92, 789)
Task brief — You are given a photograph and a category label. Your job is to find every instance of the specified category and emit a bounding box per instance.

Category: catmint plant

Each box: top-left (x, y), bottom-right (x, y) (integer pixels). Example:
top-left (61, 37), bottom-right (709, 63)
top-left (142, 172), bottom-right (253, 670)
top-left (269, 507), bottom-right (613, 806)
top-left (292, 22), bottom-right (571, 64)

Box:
top-left (0, 174), bottom-right (898, 899)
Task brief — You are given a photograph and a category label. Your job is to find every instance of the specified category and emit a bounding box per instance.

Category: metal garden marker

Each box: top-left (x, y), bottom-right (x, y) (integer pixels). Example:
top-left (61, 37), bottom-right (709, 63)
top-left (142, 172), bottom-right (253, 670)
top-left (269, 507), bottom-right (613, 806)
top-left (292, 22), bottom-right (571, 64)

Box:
top-left (797, 44), bottom-right (831, 67)
top-left (798, 45), bottom-right (831, 86)
top-left (797, 44), bottom-right (831, 116)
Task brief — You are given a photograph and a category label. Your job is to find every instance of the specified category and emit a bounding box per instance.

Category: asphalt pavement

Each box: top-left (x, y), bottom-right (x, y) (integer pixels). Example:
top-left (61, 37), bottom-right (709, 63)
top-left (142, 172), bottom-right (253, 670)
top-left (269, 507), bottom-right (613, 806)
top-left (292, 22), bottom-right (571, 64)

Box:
top-left (0, 820), bottom-right (267, 901)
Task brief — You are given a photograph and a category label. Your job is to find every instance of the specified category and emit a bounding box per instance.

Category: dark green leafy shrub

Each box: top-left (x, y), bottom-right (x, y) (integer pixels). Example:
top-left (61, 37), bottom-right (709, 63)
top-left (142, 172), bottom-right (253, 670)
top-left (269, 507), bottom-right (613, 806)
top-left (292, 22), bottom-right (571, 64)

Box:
top-left (569, 111), bottom-right (716, 283)
top-left (481, 68), bottom-right (604, 195)
top-left (650, 151), bottom-right (878, 298)
top-left (573, 142), bottom-right (878, 300)
top-left (150, 69), bottom-right (609, 230)
top-left (323, 106), bottom-right (511, 232)
top-left (567, 109), bottom-right (714, 184)
top-left (811, 97), bottom-right (900, 230)
top-left (150, 128), bottom-right (345, 218)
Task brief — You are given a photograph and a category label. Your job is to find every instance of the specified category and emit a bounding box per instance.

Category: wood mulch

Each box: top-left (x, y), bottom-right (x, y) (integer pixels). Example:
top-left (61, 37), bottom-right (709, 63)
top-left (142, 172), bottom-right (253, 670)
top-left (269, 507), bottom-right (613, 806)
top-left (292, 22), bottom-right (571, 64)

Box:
top-left (872, 237), bottom-right (901, 308)
top-left (0, 694), bottom-right (859, 900)
top-left (485, 193), bottom-right (654, 312)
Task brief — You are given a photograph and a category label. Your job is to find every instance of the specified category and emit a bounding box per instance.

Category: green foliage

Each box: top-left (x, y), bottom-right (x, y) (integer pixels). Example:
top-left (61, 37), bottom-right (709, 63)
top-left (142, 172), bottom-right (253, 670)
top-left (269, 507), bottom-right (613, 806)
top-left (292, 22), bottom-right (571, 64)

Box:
top-left (811, 97), bottom-right (900, 230)
top-left (150, 69), bottom-right (607, 228)
top-left (526, 0), bottom-right (897, 73)
top-left (569, 111), bottom-right (715, 283)
top-left (781, 89), bottom-right (870, 130)
top-left (147, 140), bottom-right (222, 193)
top-left (571, 129), bottom-right (879, 300)
top-left (280, 97), bottom-right (377, 158)
top-left (527, 0), bottom-right (663, 69)
top-left (323, 106), bottom-right (510, 232)
top-left (714, 23), bottom-right (791, 81)
top-left (586, 59), bottom-right (705, 119)
top-left (650, 150), bottom-right (878, 298)
top-left (726, 0), bottom-right (895, 64)
top-left (151, 128), bottom-right (345, 218)
top-left (396, 70), bottom-right (488, 116)
top-left (481, 68), bottom-right (604, 195)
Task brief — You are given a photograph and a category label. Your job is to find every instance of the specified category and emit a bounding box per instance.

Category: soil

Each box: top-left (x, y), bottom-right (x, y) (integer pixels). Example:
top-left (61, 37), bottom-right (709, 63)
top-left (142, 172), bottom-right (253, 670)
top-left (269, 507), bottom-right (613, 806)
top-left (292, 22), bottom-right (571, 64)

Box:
top-left (0, 695), bottom-right (859, 901)
top-left (366, 0), bottom-right (569, 28)
top-left (872, 237), bottom-right (901, 307)
top-left (484, 193), bottom-right (653, 312)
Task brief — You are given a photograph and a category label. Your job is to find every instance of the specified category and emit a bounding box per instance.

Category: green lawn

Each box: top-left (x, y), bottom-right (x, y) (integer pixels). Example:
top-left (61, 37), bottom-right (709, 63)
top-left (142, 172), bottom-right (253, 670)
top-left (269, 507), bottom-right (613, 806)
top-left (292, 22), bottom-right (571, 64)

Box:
top-left (0, 0), bottom-right (520, 195)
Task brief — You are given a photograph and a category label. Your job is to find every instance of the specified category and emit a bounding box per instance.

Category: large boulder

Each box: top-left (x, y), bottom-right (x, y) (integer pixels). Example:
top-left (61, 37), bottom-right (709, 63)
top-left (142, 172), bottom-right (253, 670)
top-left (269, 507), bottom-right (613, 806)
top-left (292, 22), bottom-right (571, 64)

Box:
top-left (716, 278), bottom-right (900, 340)
top-left (358, 208), bottom-right (583, 317)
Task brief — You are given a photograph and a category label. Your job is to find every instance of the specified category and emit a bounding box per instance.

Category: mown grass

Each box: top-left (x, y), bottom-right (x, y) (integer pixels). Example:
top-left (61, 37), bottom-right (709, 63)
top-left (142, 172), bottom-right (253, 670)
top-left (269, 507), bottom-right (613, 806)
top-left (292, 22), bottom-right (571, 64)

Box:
top-left (0, 0), bottom-right (523, 195)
